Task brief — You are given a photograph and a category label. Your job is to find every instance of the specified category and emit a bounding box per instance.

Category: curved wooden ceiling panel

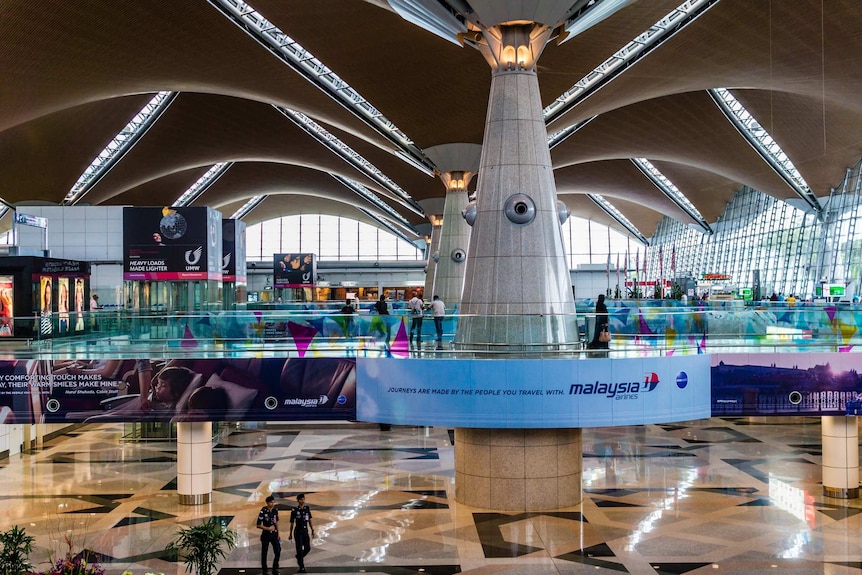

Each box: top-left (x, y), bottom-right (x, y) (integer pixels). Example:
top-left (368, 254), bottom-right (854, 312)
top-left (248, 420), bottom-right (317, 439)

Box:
top-left (552, 91), bottom-right (798, 202)
top-left (77, 93), bottom-right (396, 207)
top-left (0, 95), bottom-right (154, 205)
top-left (0, 0), bottom-right (389, 150)
top-left (732, 89), bottom-right (862, 193)
top-left (555, 159), bottom-right (691, 226)
top-left (3, 0), bottom-right (862, 242)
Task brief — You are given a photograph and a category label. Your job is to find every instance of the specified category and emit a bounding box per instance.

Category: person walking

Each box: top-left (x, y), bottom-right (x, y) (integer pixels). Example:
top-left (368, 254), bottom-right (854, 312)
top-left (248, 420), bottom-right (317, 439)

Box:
top-left (430, 295), bottom-right (445, 350)
top-left (257, 495), bottom-right (281, 575)
top-left (289, 493), bottom-right (315, 573)
top-left (407, 291), bottom-right (424, 350)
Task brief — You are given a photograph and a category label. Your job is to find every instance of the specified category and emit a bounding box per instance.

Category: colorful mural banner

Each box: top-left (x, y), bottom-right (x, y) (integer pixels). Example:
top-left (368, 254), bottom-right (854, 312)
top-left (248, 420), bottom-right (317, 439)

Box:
top-left (356, 356), bottom-right (711, 428)
top-left (167, 312), bottom-right (414, 357)
top-left (0, 357), bottom-right (356, 424)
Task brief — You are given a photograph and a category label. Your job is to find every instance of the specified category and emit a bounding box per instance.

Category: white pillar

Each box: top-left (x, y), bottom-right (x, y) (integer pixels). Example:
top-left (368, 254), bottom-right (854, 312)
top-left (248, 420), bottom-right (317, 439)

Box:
top-left (822, 416), bottom-right (859, 498)
top-left (177, 421), bottom-right (213, 505)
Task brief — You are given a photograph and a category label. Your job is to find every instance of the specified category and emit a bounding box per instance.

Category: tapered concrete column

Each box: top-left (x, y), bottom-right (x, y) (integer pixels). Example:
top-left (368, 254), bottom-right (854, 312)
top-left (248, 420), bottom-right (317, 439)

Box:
top-left (432, 178), bottom-right (470, 306)
top-left (450, 20), bottom-right (582, 511)
top-left (822, 416), bottom-right (859, 498)
top-left (423, 221), bottom-right (442, 298)
top-left (424, 144), bottom-right (482, 309)
top-left (455, 428), bottom-right (582, 510)
top-left (177, 421), bottom-right (212, 505)
top-left (455, 37), bottom-right (577, 351)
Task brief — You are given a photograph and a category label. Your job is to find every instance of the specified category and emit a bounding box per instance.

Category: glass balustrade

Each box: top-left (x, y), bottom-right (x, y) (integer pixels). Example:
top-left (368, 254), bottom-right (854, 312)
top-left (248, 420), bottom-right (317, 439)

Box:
top-left (1, 300), bottom-right (860, 360)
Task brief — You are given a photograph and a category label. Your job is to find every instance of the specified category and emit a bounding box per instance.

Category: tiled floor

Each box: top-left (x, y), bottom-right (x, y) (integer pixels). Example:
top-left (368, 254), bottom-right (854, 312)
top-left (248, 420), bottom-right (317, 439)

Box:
top-left (2, 417), bottom-right (861, 575)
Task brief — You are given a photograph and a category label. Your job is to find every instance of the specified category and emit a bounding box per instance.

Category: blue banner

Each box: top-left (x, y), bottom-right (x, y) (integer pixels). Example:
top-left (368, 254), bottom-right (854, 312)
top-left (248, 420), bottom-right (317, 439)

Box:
top-left (356, 356), bottom-right (710, 428)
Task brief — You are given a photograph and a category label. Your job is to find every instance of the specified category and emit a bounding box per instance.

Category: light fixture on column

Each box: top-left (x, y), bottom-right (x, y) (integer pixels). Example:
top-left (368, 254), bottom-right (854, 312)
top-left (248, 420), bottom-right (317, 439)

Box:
top-left (447, 171), bottom-right (466, 192)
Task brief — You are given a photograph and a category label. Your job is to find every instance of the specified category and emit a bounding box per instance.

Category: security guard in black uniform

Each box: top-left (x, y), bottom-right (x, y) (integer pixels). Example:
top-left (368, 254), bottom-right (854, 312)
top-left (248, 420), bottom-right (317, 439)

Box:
top-left (288, 493), bottom-right (315, 573)
top-left (256, 495), bottom-right (280, 574)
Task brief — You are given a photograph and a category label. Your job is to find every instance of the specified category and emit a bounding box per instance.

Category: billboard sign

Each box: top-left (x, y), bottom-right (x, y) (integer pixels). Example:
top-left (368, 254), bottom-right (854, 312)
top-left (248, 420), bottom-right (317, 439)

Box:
top-left (222, 219), bottom-right (247, 283)
top-left (123, 207), bottom-right (222, 281)
top-left (356, 356), bottom-right (710, 428)
top-left (273, 253), bottom-right (316, 288)
top-left (0, 357), bottom-right (356, 424)
top-left (712, 352), bottom-right (862, 416)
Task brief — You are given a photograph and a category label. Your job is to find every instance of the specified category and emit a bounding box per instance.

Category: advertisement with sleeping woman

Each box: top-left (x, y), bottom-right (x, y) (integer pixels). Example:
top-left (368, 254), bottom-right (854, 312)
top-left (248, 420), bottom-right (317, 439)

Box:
top-left (0, 357), bottom-right (356, 424)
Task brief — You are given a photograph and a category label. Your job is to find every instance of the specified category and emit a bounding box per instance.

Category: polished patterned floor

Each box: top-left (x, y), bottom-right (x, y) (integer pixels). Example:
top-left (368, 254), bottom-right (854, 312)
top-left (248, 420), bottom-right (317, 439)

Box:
top-left (2, 418), bottom-right (862, 575)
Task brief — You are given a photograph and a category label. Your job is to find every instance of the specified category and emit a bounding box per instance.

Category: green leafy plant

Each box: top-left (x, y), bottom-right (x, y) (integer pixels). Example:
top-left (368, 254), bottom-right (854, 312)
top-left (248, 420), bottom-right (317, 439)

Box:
top-left (166, 518), bottom-right (237, 575)
top-left (0, 525), bottom-right (35, 575)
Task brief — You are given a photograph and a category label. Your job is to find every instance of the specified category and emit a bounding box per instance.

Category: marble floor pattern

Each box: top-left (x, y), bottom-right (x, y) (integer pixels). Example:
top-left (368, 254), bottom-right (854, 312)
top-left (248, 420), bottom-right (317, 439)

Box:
top-left (2, 418), bottom-right (862, 575)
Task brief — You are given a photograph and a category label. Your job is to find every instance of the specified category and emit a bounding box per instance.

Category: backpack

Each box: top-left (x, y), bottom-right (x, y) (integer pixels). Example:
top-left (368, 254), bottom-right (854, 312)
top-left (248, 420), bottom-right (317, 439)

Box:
top-left (410, 298), bottom-right (423, 316)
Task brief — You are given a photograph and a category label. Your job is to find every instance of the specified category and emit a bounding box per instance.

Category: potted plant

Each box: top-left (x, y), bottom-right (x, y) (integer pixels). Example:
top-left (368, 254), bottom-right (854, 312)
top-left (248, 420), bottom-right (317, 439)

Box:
top-left (167, 518), bottom-right (237, 575)
top-left (0, 525), bottom-right (34, 575)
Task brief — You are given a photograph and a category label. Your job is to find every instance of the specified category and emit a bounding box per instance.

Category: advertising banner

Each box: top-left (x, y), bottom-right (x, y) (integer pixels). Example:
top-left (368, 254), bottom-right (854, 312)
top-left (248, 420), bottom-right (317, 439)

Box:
top-left (123, 207), bottom-right (222, 280)
top-left (0, 357), bottom-right (356, 424)
top-left (38, 276), bottom-right (52, 337)
top-left (356, 356), bottom-right (710, 428)
top-left (274, 253), bottom-right (315, 288)
top-left (0, 275), bottom-right (12, 336)
top-left (222, 219), bottom-right (246, 283)
top-left (711, 352), bottom-right (862, 416)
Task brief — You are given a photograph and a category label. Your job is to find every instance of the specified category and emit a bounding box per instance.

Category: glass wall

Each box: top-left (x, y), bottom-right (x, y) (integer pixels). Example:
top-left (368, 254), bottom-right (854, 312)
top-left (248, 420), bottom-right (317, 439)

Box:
top-left (245, 214), bottom-right (422, 262)
top-left (646, 160), bottom-right (862, 299)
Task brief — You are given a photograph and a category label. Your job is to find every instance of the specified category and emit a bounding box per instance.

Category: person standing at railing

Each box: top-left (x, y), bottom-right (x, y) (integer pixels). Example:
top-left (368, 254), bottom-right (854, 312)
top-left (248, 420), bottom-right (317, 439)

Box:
top-left (588, 293), bottom-right (609, 351)
top-left (89, 293), bottom-right (100, 331)
top-left (430, 295), bottom-right (445, 350)
top-left (408, 291), bottom-right (424, 350)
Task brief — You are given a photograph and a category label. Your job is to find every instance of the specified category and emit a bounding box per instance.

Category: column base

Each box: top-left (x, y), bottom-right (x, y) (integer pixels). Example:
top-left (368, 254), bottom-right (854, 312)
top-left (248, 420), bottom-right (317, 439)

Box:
top-left (178, 492), bottom-right (212, 506)
top-left (454, 428), bottom-right (582, 511)
top-left (823, 486), bottom-right (859, 499)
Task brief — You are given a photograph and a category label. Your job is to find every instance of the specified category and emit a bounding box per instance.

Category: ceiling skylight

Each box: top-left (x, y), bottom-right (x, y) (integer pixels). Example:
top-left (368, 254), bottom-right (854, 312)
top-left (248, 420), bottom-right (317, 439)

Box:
top-left (357, 206), bottom-right (421, 246)
top-left (708, 87), bottom-right (821, 214)
top-left (275, 106), bottom-right (425, 217)
top-left (588, 193), bottom-right (648, 244)
top-left (330, 175), bottom-right (417, 234)
top-left (208, 0), bottom-right (436, 176)
top-left (230, 195), bottom-right (266, 220)
top-left (633, 158), bottom-right (712, 234)
top-left (175, 162), bottom-right (233, 207)
top-left (63, 91), bottom-right (178, 205)
top-left (544, 0), bottom-right (718, 124)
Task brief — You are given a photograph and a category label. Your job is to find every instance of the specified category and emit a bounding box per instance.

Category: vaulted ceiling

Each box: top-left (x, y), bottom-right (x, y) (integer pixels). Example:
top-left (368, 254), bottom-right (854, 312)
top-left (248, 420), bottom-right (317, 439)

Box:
top-left (2, 0), bottom-right (861, 243)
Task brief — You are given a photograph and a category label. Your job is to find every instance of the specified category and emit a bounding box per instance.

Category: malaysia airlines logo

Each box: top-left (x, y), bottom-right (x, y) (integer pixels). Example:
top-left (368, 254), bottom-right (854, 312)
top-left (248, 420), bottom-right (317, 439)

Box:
top-left (569, 372), bottom-right (660, 400)
top-left (185, 246), bottom-right (203, 266)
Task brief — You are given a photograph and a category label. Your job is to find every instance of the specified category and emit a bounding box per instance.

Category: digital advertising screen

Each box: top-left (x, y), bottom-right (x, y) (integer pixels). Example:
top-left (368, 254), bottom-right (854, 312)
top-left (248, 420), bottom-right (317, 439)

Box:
top-left (38, 276), bottom-right (52, 336)
top-left (73, 278), bottom-right (85, 332)
top-left (0, 357), bottom-right (356, 424)
top-left (123, 207), bottom-right (222, 281)
top-left (273, 253), bottom-right (316, 288)
top-left (57, 277), bottom-right (69, 333)
top-left (0, 275), bottom-right (13, 337)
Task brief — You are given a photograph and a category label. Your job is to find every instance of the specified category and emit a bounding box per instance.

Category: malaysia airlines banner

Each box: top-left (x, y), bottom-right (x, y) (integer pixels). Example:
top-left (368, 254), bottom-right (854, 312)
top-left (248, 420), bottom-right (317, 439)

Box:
top-left (123, 207), bottom-right (222, 281)
top-left (0, 357), bottom-right (356, 424)
top-left (711, 352), bottom-right (862, 416)
top-left (356, 356), bottom-right (711, 428)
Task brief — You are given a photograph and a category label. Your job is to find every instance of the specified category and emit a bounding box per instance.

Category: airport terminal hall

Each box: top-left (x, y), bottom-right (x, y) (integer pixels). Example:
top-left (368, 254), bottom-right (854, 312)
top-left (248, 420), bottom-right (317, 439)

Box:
top-left (5, 1), bottom-right (862, 574)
